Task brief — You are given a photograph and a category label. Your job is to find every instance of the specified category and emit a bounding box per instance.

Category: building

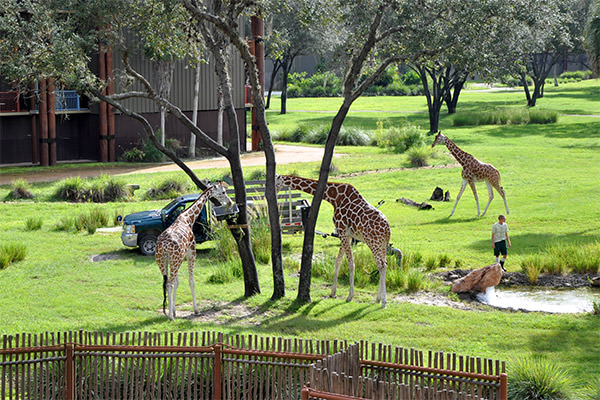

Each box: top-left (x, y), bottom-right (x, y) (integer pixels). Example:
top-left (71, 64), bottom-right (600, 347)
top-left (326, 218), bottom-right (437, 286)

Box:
top-left (0, 46), bottom-right (248, 166)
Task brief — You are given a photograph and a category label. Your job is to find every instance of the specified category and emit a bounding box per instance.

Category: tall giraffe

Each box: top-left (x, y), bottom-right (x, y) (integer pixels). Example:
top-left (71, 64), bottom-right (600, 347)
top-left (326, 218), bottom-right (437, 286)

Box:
top-left (276, 175), bottom-right (392, 307)
top-left (432, 132), bottom-right (509, 217)
top-left (155, 182), bottom-right (232, 320)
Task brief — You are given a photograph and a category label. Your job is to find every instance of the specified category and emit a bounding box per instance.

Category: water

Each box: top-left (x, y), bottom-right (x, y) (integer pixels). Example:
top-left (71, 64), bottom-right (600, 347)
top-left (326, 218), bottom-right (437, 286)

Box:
top-left (476, 286), bottom-right (600, 313)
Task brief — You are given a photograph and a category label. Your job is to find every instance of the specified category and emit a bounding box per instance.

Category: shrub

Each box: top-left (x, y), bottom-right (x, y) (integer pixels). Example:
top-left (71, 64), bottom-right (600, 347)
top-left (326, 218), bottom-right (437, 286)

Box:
top-left (210, 223), bottom-right (239, 262)
top-left (122, 147), bottom-right (146, 162)
top-left (437, 253), bottom-right (452, 269)
top-left (407, 146), bottom-right (431, 167)
top-left (287, 71), bottom-right (342, 98)
top-left (24, 217), bottom-right (43, 231)
top-left (53, 209), bottom-right (109, 234)
top-left (425, 256), bottom-right (437, 271)
top-left (583, 378), bottom-right (600, 400)
top-left (248, 169), bottom-right (266, 181)
top-left (54, 216), bottom-right (77, 232)
top-left (89, 175), bottom-right (128, 203)
top-left (0, 243), bottom-right (27, 269)
top-left (453, 108), bottom-right (558, 127)
top-left (508, 356), bottom-right (575, 400)
top-left (337, 127), bottom-right (373, 146)
top-left (250, 213), bottom-right (271, 265)
top-left (141, 137), bottom-right (166, 162)
top-left (376, 124), bottom-right (426, 153)
top-left (401, 251), bottom-right (424, 270)
top-left (145, 178), bottom-right (190, 200)
top-left (5, 179), bottom-right (34, 200)
top-left (529, 109), bottom-right (558, 124)
top-left (406, 268), bottom-right (429, 292)
top-left (593, 301), bottom-right (600, 316)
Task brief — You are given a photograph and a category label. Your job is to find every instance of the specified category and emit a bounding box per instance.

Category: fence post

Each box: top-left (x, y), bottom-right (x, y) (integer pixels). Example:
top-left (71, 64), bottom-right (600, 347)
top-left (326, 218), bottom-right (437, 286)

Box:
top-left (301, 385), bottom-right (310, 400)
top-left (500, 373), bottom-right (508, 400)
top-left (213, 344), bottom-right (222, 400)
top-left (64, 343), bottom-right (75, 400)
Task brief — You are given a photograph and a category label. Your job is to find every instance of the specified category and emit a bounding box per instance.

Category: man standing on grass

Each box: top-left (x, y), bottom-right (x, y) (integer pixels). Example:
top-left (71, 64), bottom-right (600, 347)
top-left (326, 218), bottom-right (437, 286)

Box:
top-left (492, 214), bottom-right (511, 271)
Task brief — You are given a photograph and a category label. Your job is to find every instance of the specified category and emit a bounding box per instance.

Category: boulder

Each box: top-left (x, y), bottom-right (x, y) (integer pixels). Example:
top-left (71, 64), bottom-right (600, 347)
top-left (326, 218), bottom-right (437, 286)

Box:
top-left (592, 276), bottom-right (600, 287)
top-left (430, 187), bottom-right (444, 201)
top-left (451, 263), bottom-right (503, 293)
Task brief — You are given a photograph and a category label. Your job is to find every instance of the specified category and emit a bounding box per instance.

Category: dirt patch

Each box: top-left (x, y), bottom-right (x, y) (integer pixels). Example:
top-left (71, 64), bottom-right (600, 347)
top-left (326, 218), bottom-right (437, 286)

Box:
top-left (173, 301), bottom-right (275, 325)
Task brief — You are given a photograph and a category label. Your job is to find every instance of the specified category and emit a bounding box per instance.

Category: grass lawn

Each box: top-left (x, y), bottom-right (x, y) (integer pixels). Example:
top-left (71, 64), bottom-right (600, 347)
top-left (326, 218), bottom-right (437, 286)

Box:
top-left (1, 80), bottom-right (599, 386)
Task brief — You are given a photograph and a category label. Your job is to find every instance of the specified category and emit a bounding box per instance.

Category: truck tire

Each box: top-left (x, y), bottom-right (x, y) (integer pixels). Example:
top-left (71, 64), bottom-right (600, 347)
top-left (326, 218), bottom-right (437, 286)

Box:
top-left (139, 234), bottom-right (158, 256)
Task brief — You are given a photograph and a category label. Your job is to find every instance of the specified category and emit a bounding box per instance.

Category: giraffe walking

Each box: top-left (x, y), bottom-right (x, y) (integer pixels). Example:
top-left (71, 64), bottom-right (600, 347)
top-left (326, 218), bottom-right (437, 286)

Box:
top-left (155, 182), bottom-right (232, 320)
top-left (432, 132), bottom-right (509, 217)
top-left (276, 175), bottom-right (393, 307)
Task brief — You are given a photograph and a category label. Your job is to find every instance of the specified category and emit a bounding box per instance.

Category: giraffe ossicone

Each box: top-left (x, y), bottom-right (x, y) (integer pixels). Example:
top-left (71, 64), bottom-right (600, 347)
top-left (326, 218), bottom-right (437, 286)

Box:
top-left (432, 131), bottom-right (509, 217)
top-left (155, 182), bottom-right (233, 320)
top-left (276, 174), bottom-right (393, 307)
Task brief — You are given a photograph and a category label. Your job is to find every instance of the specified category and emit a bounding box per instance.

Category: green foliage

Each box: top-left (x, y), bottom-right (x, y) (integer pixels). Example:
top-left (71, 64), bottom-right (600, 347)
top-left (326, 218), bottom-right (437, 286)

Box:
top-left (362, 68), bottom-right (424, 96)
top-left (24, 217), bottom-right (43, 231)
top-left (5, 179), bottom-right (34, 200)
top-left (508, 356), bottom-right (576, 400)
top-left (521, 255), bottom-right (544, 284)
top-left (53, 176), bottom-right (127, 203)
top-left (287, 72), bottom-right (342, 98)
top-left (0, 243), bottom-right (27, 269)
top-left (437, 253), bottom-right (452, 269)
top-left (275, 124), bottom-right (373, 146)
top-left (121, 147), bottom-right (146, 162)
top-left (207, 259), bottom-right (243, 284)
top-left (375, 124), bottom-right (426, 154)
top-left (53, 208), bottom-right (110, 234)
top-left (141, 137), bottom-right (166, 162)
top-left (453, 108), bottom-right (558, 126)
top-left (53, 177), bottom-right (88, 202)
top-left (250, 213), bottom-right (271, 265)
top-left (144, 178), bottom-right (190, 200)
top-left (210, 223), bottom-right (239, 262)
top-left (592, 301), bottom-right (600, 316)
top-left (546, 70), bottom-right (595, 84)
top-left (407, 146), bottom-right (432, 167)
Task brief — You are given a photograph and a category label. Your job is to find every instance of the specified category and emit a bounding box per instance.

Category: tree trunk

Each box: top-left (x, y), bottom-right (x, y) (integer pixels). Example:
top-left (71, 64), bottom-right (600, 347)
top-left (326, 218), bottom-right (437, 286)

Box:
top-left (189, 61), bottom-right (201, 157)
top-left (217, 88), bottom-right (224, 146)
top-left (266, 59), bottom-right (282, 110)
top-left (280, 57), bottom-right (289, 115)
top-left (298, 102), bottom-right (352, 302)
top-left (520, 72), bottom-right (534, 107)
top-left (445, 75), bottom-right (465, 114)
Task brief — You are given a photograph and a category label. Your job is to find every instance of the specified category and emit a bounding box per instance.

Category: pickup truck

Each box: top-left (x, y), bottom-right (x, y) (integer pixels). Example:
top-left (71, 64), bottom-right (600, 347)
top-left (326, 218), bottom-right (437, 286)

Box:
top-left (121, 194), bottom-right (236, 256)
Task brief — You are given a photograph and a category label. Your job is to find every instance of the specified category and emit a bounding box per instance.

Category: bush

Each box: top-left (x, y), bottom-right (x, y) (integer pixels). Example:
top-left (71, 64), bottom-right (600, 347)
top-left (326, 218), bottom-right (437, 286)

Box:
top-left (407, 146), bottom-right (432, 167)
top-left (145, 178), bottom-right (190, 200)
top-left (54, 176), bottom-right (128, 203)
top-left (437, 253), bottom-right (452, 269)
top-left (376, 124), bottom-right (426, 154)
top-left (5, 179), bottom-right (34, 200)
top-left (24, 217), bottom-right (43, 231)
top-left (508, 356), bottom-right (575, 400)
top-left (287, 71), bottom-right (342, 98)
top-left (210, 223), bottom-right (239, 262)
top-left (250, 213), bottom-right (271, 265)
top-left (584, 378), bottom-right (600, 400)
top-left (453, 108), bottom-right (558, 127)
top-left (53, 208), bottom-right (110, 234)
top-left (0, 243), bottom-right (27, 269)
top-left (122, 147), bottom-right (146, 162)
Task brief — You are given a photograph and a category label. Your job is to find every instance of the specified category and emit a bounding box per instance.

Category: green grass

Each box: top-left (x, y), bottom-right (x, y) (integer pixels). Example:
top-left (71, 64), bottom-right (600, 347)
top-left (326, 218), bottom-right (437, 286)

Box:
top-left (1, 80), bottom-right (600, 388)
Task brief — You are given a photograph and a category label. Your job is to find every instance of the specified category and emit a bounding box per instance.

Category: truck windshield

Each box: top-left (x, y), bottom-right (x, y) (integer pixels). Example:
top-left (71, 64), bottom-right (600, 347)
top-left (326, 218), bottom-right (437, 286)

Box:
top-left (162, 199), bottom-right (179, 211)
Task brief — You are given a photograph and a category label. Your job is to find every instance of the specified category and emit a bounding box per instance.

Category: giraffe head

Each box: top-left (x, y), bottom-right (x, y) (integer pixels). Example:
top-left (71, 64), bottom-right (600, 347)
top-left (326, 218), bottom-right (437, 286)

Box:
top-left (275, 174), bottom-right (286, 193)
top-left (431, 131), bottom-right (446, 148)
top-left (208, 181), bottom-right (233, 207)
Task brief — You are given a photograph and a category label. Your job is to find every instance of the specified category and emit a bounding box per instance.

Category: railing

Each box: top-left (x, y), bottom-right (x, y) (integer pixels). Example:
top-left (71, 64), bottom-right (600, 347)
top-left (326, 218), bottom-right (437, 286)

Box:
top-left (1, 331), bottom-right (507, 400)
top-left (55, 90), bottom-right (85, 111)
top-left (0, 91), bottom-right (20, 112)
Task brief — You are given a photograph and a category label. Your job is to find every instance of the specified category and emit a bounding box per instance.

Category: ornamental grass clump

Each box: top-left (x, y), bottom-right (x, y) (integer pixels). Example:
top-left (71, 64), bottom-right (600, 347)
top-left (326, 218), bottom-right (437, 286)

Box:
top-left (5, 179), bottom-right (34, 200)
top-left (145, 178), bottom-right (190, 200)
top-left (407, 146), bottom-right (432, 167)
top-left (508, 356), bottom-right (575, 400)
top-left (0, 243), bottom-right (27, 269)
top-left (53, 177), bottom-right (89, 202)
top-left (24, 217), bottom-right (43, 231)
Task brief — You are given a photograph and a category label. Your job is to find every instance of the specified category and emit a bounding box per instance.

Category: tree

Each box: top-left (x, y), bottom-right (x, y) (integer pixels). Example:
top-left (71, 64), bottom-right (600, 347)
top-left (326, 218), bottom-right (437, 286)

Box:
top-left (182, 0), bottom-right (287, 300)
top-left (0, 0), bottom-right (262, 296)
top-left (585, 0), bottom-right (600, 75)
top-left (264, 0), bottom-right (338, 114)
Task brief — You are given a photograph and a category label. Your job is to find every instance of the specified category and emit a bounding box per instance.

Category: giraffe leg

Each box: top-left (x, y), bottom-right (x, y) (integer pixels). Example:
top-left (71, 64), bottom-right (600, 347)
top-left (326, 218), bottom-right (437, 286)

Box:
top-left (500, 188), bottom-right (509, 215)
top-left (450, 179), bottom-right (468, 216)
top-left (377, 252), bottom-right (388, 308)
top-left (186, 245), bottom-right (199, 315)
top-left (171, 275), bottom-right (179, 319)
top-left (340, 236), bottom-right (356, 302)
top-left (167, 279), bottom-right (175, 320)
top-left (330, 245), bottom-right (345, 298)
top-left (481, 181), bottom-right (494, 217)
top-left (468, 181), bottom-right (481, 217)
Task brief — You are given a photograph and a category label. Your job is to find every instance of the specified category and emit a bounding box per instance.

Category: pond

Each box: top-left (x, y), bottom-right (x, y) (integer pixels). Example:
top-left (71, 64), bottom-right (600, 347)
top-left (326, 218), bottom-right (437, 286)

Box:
top-left (476, 286), bottom-right (600, 313)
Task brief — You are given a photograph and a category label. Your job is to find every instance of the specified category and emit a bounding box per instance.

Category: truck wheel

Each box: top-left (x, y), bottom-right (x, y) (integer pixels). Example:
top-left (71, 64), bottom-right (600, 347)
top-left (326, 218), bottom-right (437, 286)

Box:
top-left (139, 234), bottom-right (158, 256)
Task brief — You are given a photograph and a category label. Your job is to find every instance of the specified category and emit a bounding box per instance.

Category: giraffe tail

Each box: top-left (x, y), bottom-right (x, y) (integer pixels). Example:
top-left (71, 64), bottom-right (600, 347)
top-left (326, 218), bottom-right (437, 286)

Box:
top-left (162, 274), bottom-right (168, 315)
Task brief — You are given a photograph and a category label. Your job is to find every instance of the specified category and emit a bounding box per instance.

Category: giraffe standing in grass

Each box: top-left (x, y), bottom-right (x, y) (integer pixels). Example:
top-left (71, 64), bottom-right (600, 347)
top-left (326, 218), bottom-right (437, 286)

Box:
top-left (155, 182), bottom-right (232, 320)
top-left (432, 132), bottom-right (509, 217)
top-left (276, 175), bottom-right (393, 307)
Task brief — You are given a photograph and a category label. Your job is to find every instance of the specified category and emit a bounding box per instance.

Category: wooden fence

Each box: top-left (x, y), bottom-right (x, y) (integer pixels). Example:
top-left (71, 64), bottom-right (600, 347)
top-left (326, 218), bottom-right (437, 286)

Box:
top-left (0, 331), bottom-right (506, 400)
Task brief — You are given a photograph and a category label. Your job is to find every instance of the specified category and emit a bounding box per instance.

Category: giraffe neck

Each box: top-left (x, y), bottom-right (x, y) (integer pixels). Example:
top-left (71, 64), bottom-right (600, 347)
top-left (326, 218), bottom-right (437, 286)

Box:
top-left (280, 175), bottom-right (339, 205)
top-left (181, 188), bottom-right (212, 224)
top-left (443, 137), bottom-right (474, 167)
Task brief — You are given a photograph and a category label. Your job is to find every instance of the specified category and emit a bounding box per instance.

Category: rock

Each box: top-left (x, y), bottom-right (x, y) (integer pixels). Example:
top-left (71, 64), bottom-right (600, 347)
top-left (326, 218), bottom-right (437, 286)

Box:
top-left (444, 191), bottom-right (450, 202)
top-left (451, 263), bottom-right (503, 293)
top-left (430, 187), bottom-right (444, 201)
top-left (591, 277), bottom-right (600, 287)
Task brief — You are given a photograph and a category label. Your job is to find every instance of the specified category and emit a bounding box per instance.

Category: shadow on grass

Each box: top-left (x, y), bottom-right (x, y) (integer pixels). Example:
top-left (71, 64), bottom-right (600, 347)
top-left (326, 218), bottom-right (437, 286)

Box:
top-left (468, 231), bottom-right (600, 256)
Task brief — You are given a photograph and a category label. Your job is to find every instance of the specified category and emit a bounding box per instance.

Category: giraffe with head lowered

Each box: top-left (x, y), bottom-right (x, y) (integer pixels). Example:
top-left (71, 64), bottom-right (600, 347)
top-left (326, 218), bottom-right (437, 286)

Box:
top-left (155, 182), bottom-right (232, 320)
top-left (276, 175), bottom-right (393, 307)
top-left (432, 132), bottom-right (509, 217)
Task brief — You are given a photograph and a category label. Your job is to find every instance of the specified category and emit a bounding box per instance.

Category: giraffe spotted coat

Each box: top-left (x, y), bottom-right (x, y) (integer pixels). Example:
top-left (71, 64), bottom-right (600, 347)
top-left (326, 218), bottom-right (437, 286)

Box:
top-left (276, 175), bottom-right (392, 307)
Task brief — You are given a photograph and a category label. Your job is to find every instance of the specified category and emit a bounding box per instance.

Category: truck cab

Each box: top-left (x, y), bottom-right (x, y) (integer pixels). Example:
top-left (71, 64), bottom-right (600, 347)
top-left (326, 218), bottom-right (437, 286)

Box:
top-left (121, 194), bottom-right (212, 255)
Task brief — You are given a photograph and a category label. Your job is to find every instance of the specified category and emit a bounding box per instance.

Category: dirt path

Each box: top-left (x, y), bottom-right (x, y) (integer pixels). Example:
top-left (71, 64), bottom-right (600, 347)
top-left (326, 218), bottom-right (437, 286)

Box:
top-left (0, 144), bottom-right (338, 185)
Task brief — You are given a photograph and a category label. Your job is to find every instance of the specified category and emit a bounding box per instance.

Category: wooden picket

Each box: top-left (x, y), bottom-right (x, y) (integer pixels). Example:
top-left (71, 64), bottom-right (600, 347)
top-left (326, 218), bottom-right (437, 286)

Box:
top-left (0, 331), bottom-right (506, 400)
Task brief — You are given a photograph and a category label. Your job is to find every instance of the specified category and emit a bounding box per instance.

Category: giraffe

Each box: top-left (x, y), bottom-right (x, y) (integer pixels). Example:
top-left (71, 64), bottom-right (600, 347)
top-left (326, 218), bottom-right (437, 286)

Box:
top-left (432, 132), bottom-right (509, 217)
top-left (155, 182), bottom-right (232, 320)
top-left (275, 175), bottom-right (392, 307)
